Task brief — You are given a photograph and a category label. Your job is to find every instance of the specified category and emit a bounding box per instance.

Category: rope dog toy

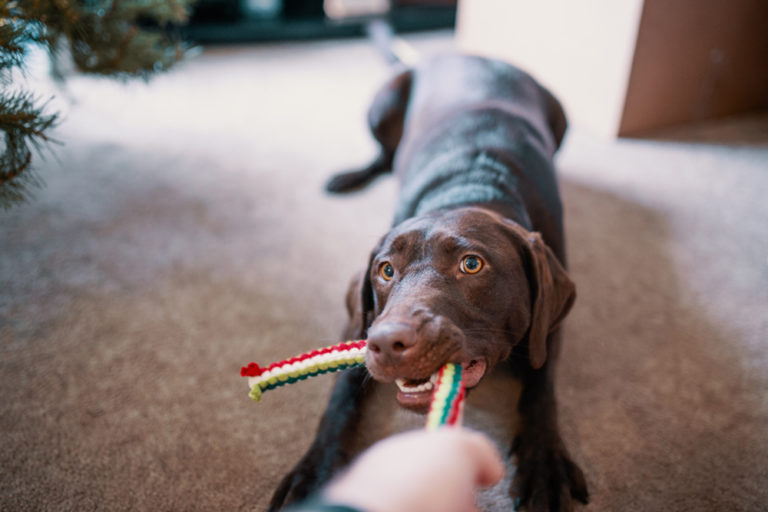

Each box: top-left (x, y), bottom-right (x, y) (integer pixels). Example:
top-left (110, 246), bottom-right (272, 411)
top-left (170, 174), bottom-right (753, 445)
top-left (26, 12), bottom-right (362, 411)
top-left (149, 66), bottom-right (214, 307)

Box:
top-left (240, 340), bottom-right (367, 402)
top-left (424, 362), bottom-right (466, 431)
top-left (240, 340), bottom-right (465, 429)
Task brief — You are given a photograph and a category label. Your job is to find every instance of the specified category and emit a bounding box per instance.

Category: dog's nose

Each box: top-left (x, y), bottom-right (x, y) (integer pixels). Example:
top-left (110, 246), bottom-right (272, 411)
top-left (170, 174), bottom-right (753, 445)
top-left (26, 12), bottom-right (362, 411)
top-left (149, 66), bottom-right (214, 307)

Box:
top-left (367, 322), bottom-right (417, 366)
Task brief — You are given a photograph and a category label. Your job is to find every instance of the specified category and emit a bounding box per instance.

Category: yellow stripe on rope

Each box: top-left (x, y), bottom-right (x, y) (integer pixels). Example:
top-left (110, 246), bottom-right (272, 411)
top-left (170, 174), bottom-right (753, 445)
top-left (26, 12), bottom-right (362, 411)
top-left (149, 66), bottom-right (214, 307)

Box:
top-left (425, 363), bottom-right (463, 431)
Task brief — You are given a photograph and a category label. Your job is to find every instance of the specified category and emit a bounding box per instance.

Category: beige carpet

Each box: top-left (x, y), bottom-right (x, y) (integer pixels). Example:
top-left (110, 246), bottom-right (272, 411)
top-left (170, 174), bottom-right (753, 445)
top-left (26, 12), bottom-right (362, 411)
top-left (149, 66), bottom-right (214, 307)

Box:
top-left (2, 32), bottom-right (767, 511)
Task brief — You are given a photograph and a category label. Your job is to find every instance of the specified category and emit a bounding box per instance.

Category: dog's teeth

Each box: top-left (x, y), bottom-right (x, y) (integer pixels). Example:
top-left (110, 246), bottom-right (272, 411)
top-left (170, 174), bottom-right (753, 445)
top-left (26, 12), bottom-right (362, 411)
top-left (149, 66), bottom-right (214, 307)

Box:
top-left (395, 378), bottom-right (435, 393)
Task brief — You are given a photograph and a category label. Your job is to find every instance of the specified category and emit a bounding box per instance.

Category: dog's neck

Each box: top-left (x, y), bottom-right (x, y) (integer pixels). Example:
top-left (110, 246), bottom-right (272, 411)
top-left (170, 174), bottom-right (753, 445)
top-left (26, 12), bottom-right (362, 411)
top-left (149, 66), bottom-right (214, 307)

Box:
top-left (392, 149), bottom-right (532, 229)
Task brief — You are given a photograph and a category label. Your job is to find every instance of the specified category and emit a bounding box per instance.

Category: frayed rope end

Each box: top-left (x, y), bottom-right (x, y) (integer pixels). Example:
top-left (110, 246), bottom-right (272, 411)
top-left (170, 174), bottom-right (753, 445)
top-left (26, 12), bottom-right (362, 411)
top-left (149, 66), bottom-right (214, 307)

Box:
top-left (248, 384), bottom-right (263, 402)
top-left (241, 362), bottom-right (263, 377)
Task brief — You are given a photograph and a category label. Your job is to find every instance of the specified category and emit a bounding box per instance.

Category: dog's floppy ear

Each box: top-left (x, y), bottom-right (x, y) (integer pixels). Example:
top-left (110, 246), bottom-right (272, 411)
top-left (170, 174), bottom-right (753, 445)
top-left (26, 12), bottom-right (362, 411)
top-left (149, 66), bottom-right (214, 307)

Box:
top-left (502, 221), bottom-right (575, 369)
top-left (344, 242), bottom-right (383, 340)
top-left (521, 232), bottom-right (576, 369)
top-left (342, 269), bottom-right (367, 340)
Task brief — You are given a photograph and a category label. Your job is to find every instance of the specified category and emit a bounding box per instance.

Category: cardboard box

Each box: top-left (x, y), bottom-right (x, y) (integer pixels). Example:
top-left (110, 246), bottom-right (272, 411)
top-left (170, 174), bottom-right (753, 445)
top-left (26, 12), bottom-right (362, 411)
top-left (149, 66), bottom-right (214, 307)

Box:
top-left (456, 0), bottom-right (768, 137)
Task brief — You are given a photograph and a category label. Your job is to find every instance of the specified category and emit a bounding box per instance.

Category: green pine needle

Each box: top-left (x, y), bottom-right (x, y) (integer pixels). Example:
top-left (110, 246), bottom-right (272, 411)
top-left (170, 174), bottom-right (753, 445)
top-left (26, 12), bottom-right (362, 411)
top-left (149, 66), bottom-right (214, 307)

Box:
top-left (1, 0), bottom-right (193, 209)
top-left (0, 91), bottom-right (59, 209)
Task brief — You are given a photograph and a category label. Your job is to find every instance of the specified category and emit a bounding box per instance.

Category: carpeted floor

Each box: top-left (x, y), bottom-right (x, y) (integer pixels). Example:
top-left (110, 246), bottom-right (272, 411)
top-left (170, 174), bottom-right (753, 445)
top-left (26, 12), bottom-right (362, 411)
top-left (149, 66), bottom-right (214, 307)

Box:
top-left (2, 32), bottom-right (767, 511)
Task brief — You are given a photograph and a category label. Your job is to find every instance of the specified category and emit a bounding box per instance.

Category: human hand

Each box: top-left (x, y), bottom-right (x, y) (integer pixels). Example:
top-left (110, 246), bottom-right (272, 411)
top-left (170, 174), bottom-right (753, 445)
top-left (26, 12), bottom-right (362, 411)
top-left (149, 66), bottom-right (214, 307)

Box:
top-left (323, 428), bottom-right (504, 512)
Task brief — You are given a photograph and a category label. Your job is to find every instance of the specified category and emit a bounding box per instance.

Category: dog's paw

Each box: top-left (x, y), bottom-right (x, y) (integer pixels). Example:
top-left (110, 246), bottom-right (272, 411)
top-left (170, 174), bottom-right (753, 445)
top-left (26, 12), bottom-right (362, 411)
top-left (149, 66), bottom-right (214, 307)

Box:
top-left (510, 440), bottom-right (589, 512)
top-left (325, 170), bottom-right (368, 193)
top-left (325, 164), bottom-right (384, 193)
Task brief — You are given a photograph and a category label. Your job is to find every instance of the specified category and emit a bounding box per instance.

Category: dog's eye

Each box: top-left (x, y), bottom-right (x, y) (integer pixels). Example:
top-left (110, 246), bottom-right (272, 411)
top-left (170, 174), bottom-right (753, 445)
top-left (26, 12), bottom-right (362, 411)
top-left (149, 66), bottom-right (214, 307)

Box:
top-left (460, 255), bottom-right (484, 274)
top-left (379, 262), bottom-right (395, 281)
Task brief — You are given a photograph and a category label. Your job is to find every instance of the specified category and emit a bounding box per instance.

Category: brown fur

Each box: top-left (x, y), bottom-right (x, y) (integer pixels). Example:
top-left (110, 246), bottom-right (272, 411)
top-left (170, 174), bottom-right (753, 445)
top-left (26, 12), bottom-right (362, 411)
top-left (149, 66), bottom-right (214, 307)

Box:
top-left (270, 54), bottom-right (588, 512)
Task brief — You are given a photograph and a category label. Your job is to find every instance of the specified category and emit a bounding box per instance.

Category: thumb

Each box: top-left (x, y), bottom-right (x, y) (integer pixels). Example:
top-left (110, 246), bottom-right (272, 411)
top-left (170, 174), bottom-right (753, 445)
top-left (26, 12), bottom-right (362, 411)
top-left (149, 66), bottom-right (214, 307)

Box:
top-left (460, 431), bottom-right (505, 488)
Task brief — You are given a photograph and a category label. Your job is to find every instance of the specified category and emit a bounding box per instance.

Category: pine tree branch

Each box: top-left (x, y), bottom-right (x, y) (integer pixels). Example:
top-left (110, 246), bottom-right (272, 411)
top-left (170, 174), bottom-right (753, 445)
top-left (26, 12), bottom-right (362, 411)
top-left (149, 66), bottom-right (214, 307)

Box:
top-left (0, 24), bottom-right (27, 75)
top-left (0, 3), bottom-right (34, 82)
top-left (0, 91), bottom-right (59, 209)
top-left (0, 0), bottom-right (193, 209)
top-left (14, 0), bottom-right (192, 77)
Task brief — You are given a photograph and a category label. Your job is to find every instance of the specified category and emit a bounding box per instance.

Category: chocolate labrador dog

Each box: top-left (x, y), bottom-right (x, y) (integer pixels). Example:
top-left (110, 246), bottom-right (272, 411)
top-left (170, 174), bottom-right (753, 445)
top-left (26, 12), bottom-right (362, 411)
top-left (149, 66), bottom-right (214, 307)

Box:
top-left (269, 54), bottom-right (588, 512)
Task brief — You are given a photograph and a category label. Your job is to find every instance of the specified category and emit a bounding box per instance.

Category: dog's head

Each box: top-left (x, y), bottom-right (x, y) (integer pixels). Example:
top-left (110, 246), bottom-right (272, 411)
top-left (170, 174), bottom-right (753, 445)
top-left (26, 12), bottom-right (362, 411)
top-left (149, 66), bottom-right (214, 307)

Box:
top-left (345, 206), bottom-right (575, 410)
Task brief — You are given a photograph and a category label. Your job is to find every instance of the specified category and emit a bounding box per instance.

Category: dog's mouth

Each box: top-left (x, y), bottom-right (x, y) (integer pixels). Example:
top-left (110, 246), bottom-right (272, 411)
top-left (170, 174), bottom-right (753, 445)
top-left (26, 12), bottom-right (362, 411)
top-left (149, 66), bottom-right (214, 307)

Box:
top-left (394, 358), bottom-right (487, 410)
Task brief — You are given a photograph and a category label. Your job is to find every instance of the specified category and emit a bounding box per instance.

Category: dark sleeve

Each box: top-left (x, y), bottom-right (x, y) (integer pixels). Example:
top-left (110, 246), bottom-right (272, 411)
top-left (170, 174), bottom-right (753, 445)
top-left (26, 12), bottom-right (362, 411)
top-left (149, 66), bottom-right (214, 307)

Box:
top-left (282, 496), bottom-right (367, 512)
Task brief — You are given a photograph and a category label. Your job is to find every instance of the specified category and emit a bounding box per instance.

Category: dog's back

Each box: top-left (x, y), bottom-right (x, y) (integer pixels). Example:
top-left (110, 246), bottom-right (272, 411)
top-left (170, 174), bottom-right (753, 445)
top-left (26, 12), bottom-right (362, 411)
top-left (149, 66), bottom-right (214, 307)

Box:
top-left (273, 53), bottom-right (588, 512)
top-left (392, 54), bottom-right (569, 259)
top-left (398, 54), bottom-right (565, 156)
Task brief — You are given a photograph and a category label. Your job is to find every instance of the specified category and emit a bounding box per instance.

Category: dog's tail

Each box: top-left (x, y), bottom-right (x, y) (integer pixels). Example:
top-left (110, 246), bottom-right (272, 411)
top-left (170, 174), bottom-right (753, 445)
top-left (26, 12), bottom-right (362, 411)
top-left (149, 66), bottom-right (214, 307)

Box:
top-left (325, 20), bottom-right (416, 194)
top-left (365, 19), bottom-right (420, 67)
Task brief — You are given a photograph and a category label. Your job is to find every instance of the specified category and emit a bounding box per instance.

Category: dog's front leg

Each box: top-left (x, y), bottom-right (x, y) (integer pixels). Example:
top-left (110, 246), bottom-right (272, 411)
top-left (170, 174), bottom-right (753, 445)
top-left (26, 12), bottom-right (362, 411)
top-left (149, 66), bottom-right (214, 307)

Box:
top-left (511, 333), bottom-right (589, 512)
top-left (268, 366), bottom-right (373, 511)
